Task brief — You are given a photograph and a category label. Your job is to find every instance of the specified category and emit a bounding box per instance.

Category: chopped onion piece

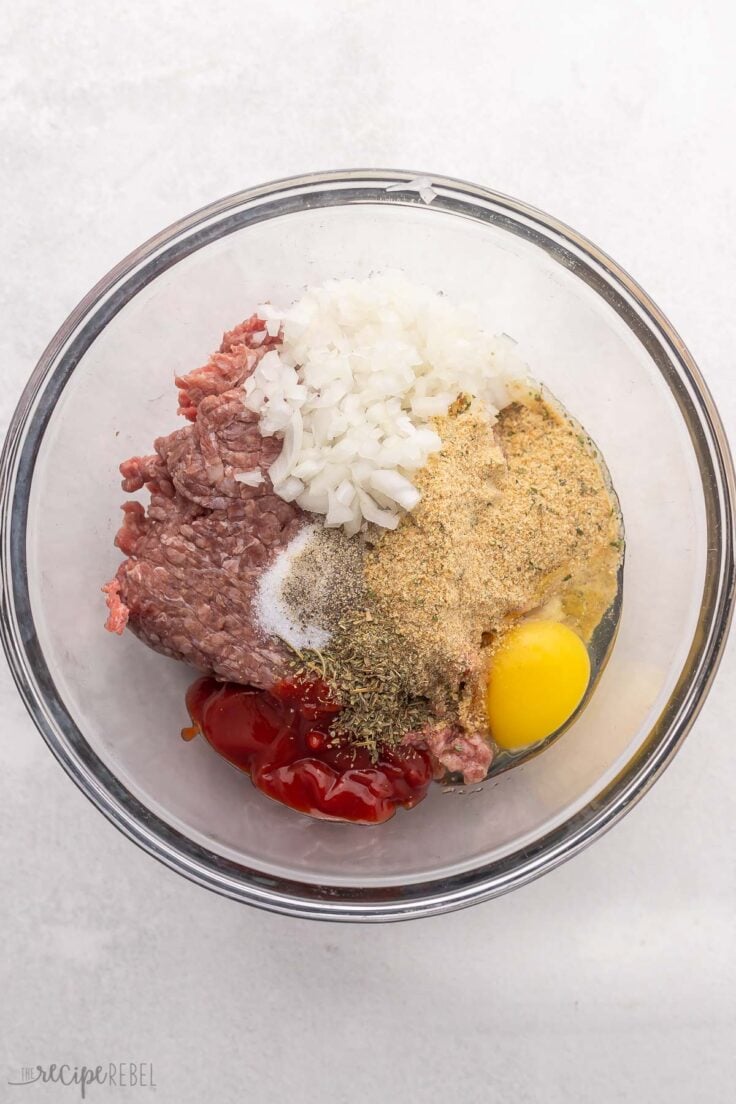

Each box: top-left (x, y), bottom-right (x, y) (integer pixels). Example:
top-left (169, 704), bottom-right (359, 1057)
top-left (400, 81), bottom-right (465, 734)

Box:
top-left (241, 272), bottom-right (526, 532)
top-left (411, 394), bottom-right (454, 418)
top-left (296, 486), bottom-right (329, 514)
top-left (234, 469), bottom-right (264, 487)
top-left (357, 489), bottom-right (400, 529)
top-left (325, 490), bottom-right (356, 528)
top-left (274, 475), bottom-right (304, 502)
top-left (268, 409), bottom-right (303, 486)
top-left (369, 469), bottom-right (422, 510)
top-left (335, 479), bottom-right (356, 507)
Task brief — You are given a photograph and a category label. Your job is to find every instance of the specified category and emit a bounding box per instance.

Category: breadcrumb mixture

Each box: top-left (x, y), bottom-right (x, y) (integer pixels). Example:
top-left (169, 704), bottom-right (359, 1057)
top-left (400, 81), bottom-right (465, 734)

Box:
top-left (365, 393), bottom-right (622, 729)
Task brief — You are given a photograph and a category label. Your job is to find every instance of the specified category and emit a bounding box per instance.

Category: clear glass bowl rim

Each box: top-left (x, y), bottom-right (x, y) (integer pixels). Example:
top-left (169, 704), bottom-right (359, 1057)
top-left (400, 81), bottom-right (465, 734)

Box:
top-left (1, 169), bottom-right (734, 922)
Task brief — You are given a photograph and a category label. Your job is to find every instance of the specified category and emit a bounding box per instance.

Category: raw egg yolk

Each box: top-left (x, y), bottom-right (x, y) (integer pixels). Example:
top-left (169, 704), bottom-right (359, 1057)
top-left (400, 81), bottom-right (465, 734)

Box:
top-left (485, 620), bottom-right (590, 751)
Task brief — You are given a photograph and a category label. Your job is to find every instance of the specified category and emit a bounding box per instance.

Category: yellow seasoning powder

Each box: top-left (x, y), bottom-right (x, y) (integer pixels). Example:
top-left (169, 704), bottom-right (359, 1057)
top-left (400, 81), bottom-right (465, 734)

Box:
top-left (365, 393), bottom-right (622, 732)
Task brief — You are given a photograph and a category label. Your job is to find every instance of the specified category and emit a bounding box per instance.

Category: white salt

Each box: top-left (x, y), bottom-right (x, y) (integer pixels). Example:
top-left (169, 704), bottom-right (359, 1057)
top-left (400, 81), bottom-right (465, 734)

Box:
top-left (253, 524), bottom-right (331, 650)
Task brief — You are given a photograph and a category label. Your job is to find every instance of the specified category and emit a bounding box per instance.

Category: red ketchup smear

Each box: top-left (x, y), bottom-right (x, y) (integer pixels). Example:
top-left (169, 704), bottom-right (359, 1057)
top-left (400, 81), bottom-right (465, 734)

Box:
top-left (185, 677), bottom-right (434, 825)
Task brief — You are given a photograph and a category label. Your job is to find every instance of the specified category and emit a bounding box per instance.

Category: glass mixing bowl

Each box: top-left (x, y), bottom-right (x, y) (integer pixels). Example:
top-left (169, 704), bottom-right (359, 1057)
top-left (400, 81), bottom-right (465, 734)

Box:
top-left (1, 170), bottom-right (733, 921)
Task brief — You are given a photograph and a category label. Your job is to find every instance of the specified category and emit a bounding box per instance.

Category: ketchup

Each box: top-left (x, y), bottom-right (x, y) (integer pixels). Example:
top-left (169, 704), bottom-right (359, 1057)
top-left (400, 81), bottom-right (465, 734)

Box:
top-left (185, 677), bottom-right (433, 824)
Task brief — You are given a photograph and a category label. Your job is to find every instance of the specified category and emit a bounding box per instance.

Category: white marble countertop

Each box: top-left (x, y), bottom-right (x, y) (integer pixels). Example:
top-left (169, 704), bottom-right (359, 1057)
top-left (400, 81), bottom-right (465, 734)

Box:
top-left (2, 2), bottom-right (735, 1101)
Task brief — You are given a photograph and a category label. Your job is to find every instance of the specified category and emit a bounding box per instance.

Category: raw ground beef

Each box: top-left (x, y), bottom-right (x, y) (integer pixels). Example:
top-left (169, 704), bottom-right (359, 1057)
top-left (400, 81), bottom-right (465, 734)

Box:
top-left (403, 725), bottom-right (493, 784)
top-left (103, 317), bottom-right (305, 687)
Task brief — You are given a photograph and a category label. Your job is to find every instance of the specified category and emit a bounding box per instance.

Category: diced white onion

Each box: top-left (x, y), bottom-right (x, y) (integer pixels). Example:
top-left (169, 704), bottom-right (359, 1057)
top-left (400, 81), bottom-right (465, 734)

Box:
top-left (325, 490), bottom-right (356, 527)
top-left (273, 475), bottom-right (305, 502)
top-left (357, 489), bottom-right (400, 529)
top-left (411, 394), bottom-right (454, 418)
top-left (334, 479), bottom-right (355, 507)
top-left (234, 469), bottom-right (264, 487)
top-left (369, 469), bottom-right (422, 511)
top-left (296, 486), bottom-right (330, 514)
top-left (242, 272), bottom-right (526, 532)
top-left (268, 408), bottom-right (303, 486)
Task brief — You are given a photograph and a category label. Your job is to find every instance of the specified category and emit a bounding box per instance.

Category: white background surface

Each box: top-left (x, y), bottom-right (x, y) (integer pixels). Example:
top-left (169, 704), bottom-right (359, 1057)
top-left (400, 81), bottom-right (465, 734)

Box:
top-left (1, 2), bottom-right (735, 1101)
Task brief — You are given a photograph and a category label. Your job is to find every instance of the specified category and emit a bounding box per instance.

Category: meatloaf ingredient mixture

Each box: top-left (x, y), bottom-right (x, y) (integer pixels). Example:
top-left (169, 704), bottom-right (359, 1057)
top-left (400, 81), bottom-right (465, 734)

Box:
top-left (103, 274), bottom-right (624, 824)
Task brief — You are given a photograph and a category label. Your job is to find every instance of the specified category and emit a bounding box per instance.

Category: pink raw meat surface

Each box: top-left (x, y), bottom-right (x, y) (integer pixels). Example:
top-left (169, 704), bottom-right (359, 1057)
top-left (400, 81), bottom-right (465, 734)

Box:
top-left (403, 725), bottom-right (493, 784)
top-left (103, 317), bottom-right (305, 688)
